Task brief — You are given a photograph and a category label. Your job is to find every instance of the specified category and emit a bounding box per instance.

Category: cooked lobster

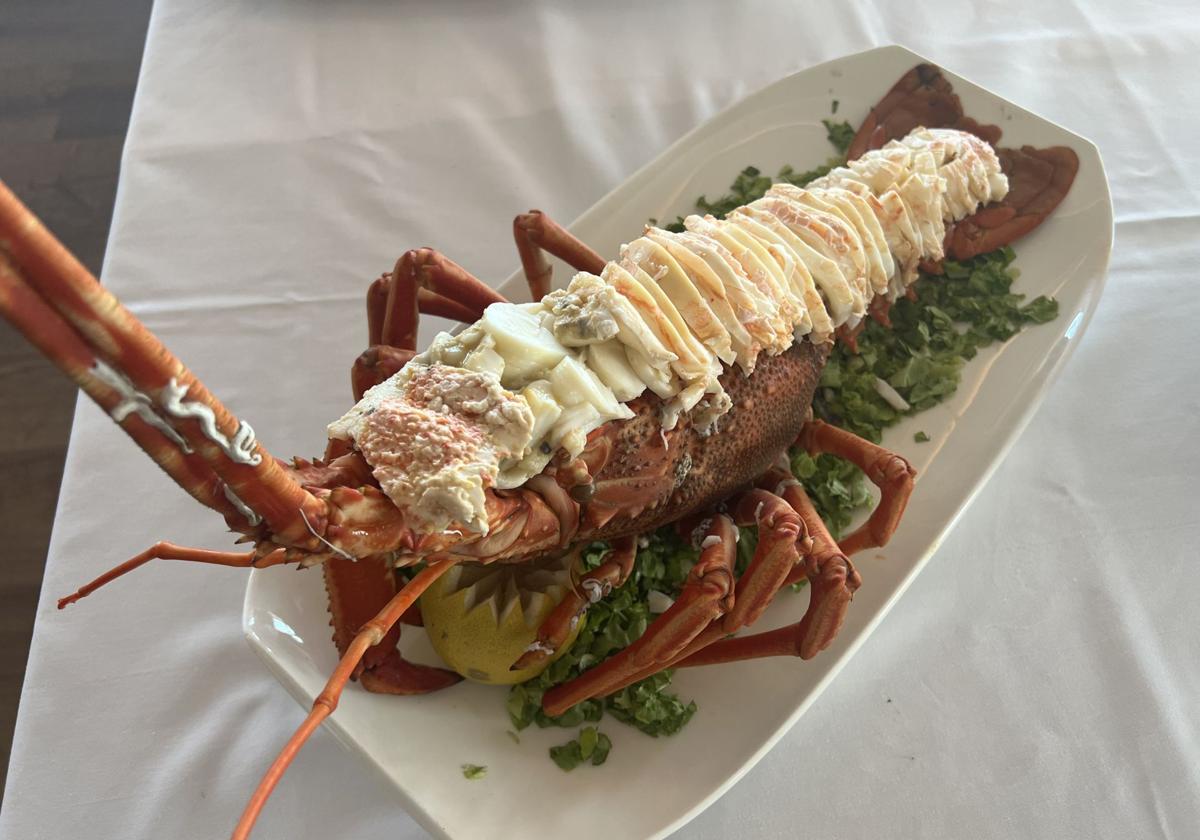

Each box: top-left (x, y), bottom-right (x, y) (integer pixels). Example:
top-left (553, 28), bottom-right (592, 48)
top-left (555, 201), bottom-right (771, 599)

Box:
top-left (0, 64), bottom-right (1077, 838)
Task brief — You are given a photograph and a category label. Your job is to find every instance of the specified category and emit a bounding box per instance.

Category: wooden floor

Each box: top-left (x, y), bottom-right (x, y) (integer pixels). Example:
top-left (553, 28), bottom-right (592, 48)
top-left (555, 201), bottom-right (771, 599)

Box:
top-left (0, 0), bottom-right (153, 798)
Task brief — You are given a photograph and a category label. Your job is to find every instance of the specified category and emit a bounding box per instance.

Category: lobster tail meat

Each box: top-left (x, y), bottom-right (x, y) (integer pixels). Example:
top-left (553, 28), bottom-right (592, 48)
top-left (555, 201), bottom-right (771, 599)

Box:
top-left (324, 125), bottom-right (1015, 567)
top-left (845, 64), bottom-right (1078, 260)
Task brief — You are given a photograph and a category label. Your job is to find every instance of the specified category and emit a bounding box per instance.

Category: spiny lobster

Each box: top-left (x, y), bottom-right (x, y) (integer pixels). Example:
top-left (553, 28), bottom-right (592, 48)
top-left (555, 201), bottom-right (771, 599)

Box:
top-left (0, 64), bottom-right (1077, 838)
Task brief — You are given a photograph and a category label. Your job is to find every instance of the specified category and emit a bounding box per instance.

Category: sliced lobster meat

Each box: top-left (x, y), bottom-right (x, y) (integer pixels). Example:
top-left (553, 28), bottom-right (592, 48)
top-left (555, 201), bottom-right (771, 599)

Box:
top-left (849, 63), bottom-right (1078, 261)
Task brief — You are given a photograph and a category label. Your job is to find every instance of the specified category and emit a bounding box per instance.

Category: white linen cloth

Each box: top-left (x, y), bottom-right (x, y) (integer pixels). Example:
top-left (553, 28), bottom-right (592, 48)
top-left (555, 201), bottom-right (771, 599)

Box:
top-left (3, 1), bottom-right (1198, 837)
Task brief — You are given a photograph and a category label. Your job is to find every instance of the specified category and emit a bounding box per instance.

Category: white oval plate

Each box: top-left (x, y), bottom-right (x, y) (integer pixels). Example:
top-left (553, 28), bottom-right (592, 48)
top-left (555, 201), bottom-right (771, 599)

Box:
top-left (244, 44), bottom-right (1112, 840)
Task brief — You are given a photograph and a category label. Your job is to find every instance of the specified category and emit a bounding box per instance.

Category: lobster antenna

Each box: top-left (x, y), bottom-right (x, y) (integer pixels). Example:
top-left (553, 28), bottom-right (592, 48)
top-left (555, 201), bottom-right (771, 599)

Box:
top-left (0, 253), bottom-right (245, 521)
top-left (231, 558), bottom-right (458, 840)
top-left (0, 179), bottom-right (323, 545)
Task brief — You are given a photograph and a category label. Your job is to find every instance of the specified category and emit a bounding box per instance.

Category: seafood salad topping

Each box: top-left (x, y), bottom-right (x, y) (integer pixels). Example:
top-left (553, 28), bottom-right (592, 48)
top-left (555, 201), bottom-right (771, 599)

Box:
top-left (330, 127), bottom-right (1009, 534)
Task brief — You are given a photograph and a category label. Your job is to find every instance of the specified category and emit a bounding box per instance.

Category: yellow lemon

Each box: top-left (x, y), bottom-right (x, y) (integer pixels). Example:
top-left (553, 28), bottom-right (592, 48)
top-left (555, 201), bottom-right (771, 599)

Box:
top-left (420, 553), bottom-right (583, 685)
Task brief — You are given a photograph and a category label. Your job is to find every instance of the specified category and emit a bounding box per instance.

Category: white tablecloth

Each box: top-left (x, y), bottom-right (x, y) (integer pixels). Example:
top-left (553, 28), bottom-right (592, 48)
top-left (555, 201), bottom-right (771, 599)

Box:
top-left (4, 1), bottom-right (1199, 837)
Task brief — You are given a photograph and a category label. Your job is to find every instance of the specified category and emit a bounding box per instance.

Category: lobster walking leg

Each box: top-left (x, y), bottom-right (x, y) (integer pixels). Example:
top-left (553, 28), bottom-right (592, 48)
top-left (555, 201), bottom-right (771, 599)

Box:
top-left (322, 555), bottom-right (460, 694)
top-left (57, 543), bottom-right (290, 609)
top-left (512, 537), bottom-right (638, 672)
top-left (0, 180), bottom-right (323, 547)
top-left (366, 273), bottom-right (481, 347)
top-left (552, 487), bottom-right (814, 705)
top-left (798, 419), bottom-right (915, 556)
top-left (384, 248), bottom-right (507, 350)
top-left (234, 558), bottom-right (458, 840)
top-left (513, 210), bottom-right (606, 301)
top-left (676, 483), bottom-right (859, 667)
top-left (541, 517), bottom-right (736, 717)
top-left (350, 345), bottom-right (416, 401)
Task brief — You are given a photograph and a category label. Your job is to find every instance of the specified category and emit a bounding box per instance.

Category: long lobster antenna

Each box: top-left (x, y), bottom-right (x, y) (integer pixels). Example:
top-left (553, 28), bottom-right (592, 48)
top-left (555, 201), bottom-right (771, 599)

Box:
top-left (0, 180), bottom-right (323, 544)
top-left (231, 558), bottom-right (458, 839)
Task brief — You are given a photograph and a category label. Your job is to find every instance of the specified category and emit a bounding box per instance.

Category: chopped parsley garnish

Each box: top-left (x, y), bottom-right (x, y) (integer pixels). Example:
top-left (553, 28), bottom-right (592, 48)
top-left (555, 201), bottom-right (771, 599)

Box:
top-left (789, 450), bottom-right (874, 539)
top-left (813, 247), bottom-right (1058, 443)
top-left (506, 115), bottom-right (1059, 768)
top-left (664, 120), bottom-right (854, 231)
top-left (550, 726), bottom-right (613, 771)
top-left (506, 533), bottom-right (696, 734)
top-left (461, 764), bottom-right (487, 780)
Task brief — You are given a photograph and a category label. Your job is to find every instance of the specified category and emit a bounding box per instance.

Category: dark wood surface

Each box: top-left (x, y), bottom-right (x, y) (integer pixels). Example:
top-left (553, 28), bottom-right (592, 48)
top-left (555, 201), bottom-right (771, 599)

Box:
top-left (0, 0), bottom-right (153, 799)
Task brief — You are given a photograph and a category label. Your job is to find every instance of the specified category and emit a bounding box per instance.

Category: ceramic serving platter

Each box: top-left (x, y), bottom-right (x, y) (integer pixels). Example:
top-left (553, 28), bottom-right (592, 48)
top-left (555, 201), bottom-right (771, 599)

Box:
top-left (244, 44), bottom-right (1112, 840)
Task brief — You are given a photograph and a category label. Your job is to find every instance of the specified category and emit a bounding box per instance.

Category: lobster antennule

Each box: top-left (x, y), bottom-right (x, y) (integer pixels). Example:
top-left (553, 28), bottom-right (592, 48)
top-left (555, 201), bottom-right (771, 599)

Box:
top-left (0, 179), bottom-right (323, 546)
top-left (57, 544), bottom-right (290, 609)
top-left (233, 558), bottom-right (459, 840)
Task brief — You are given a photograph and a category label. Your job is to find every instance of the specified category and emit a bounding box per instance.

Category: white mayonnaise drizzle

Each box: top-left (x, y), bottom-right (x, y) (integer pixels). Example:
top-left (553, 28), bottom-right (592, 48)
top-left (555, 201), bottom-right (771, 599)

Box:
top-left (91, 360), bottom-right (191, 452)
top-left (221, 483), bottom-right (262, 526)
top-left (160, 378), bottom-right (262, 466)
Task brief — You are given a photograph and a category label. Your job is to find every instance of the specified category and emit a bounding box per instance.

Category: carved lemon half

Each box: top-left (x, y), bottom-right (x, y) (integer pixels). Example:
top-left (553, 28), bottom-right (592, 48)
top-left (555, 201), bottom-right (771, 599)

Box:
top-left (420, 552), bottom-right (583, 685)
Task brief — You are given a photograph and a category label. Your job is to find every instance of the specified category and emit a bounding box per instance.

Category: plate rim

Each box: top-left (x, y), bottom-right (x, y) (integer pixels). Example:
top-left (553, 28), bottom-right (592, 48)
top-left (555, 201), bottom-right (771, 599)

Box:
top-left (243, 41), bottom-right (1113, 840)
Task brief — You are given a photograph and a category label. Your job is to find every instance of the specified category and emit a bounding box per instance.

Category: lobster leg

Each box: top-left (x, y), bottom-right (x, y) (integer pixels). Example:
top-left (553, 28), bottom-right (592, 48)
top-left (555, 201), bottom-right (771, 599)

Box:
top-left (676, 483), bottom-right (859, 667)
top-left (366, 272), bottom-right (485, 347)
top-left (798, 419), bottom-right (915, 556)
top-left (350, 345), bottom-right (416, 401)
top-left (549, 487), bottom-right (814, 706)
top-left (234, 558), bottom-right (458, 840)
top-left (0, 180), bottom-right (323, 547)
top-left (57, 543), bottom-right (290, 609)
top-left (322, 555), bottom-right (460, 694)
top-left (513, 210), bottom-right (606, 301)
top-left (512, 537), bottom-right (638, 672)
top-left (541, 516), bottom-right (739, 717)
top-left (383, 248), bottom-right (507, 350)
top-left (355, 253), bottom-right (510, 394)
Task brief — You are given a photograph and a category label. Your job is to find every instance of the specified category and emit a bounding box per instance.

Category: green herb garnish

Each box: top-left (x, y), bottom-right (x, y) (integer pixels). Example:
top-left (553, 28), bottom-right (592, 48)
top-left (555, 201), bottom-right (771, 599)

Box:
top-left (506, 532), bottom-right (696, 734)
top-left (461, 764), bottom-right (487, 780)
top-left (813, 247), bottom-right (1058, 443)
top-left (789, 450), bottom-right (874, 539)
top-left (663, 120), bottom-right (854, 231)
top-left (914, 431), bottom-right (931, 443)
top-left (550, 726), bottom-right (613, 771)
top-left (606, 670), bottom-right (697, 736)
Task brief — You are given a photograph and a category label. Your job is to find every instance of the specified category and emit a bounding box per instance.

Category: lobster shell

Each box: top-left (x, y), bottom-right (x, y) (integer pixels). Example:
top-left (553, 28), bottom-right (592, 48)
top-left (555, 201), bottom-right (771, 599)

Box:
top-left (585, 339), bottom-right (831, 542)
